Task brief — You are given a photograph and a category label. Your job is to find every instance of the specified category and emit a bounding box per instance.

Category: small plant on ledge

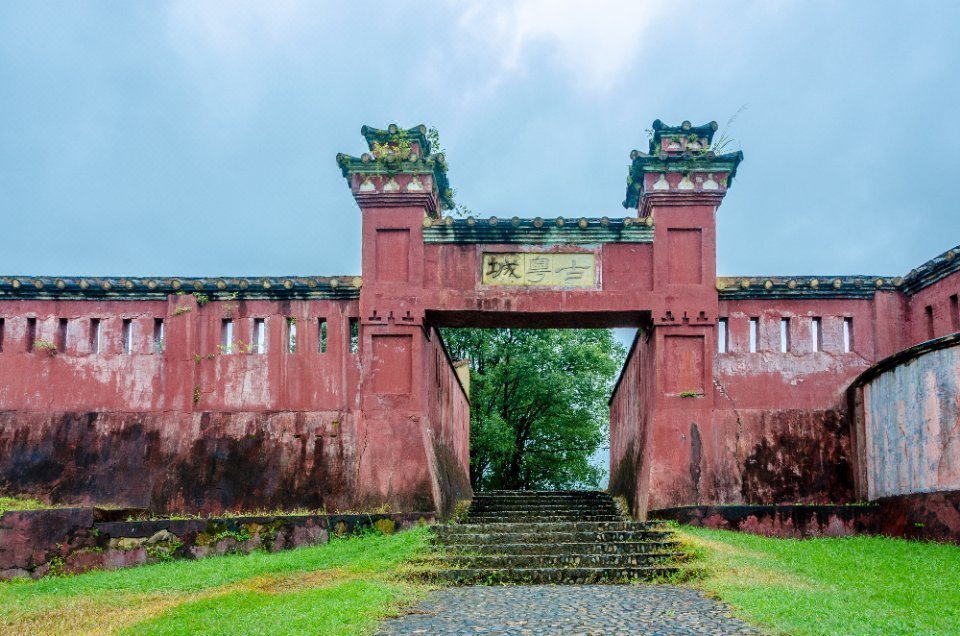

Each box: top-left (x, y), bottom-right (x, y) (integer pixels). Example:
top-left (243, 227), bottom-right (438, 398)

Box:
top-left (32, 340), bottom-right (57, 356)
top-left (678, 390), bottom-right (701, 398)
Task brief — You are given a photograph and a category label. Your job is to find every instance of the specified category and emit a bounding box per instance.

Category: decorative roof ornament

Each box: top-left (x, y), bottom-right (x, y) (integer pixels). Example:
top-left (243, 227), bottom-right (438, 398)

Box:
top-left (337, 124), bottom-right (454, 214)
top-left (623, 119), bottom-right (744, 210)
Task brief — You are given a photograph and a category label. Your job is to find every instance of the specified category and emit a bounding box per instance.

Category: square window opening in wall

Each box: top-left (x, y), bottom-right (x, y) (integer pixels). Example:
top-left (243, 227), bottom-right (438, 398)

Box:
top-left (349, 318), bottom-right (359, 354)
top-left (717, 318), bottom-right (728, 353)
top-left (26, 317), bottom-right (37, 352)
top-left (0, 318), bottom-right (5, 352)
top-left (951, 294), bottom-right (959, 332)
top-left (749, 318), bottom-right (759, 353)
top-left (221, 319), bottom-right (234, 354)
top-left (122, 319), bottom-right (133, 355)
top-left (253, 318), bottom-right (266, 354)
top-left (154, 318), bottom-right (165, 354)
top-left (843, 317), bottom-right (853, 353)
top-left (811, 317), bottom-right (822, 352)
top-left (89, 318), bottom-right (101, 354)
top-left (925, 305), bottom-right (935, 340)
top-left (318, 318), bottom-right (327, 353)
top-left (57, 318), bottom-right (68, 353)
top-left (286, 318), bottom-right (297, 353)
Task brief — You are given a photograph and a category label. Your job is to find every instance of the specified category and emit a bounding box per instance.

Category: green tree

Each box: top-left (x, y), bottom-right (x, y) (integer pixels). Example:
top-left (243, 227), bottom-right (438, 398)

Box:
top-left (441, 328), bottom-right (626, 491)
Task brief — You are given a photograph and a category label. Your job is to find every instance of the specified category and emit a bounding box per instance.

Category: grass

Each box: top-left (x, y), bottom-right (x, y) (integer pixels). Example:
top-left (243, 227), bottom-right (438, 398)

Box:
top-left (0, 526), bottom-right (431, 636)
top-left (681, 527), bottom-right (960, 635)
top-left (0, 496), bottom-right (49, 515)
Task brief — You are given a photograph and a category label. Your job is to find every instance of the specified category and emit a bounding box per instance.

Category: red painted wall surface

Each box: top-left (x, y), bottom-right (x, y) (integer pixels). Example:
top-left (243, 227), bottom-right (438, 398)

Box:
top-left (0, 295), bottom-right (365, 514)
top-left (421, 328), bottom-right (472, 516)
top-left (612, 265), bottom-right (958, 513)
top-left (0, 296), bottom-right (360, 413)
top-left (609, 330), bottom-right (656, 517)
top-left (906, 270), bottom-right (960, 344)
top-left (421, 242), bottom-right (656, 323)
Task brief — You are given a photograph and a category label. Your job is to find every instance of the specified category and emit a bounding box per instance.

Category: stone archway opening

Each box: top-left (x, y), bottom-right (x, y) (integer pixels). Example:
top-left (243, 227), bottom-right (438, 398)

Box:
top-left (432, 314), bottom-right (646, 495)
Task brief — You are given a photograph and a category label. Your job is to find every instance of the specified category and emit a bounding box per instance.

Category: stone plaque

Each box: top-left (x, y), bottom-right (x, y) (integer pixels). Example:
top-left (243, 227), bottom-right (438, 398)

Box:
top-left (481, 252), bottom-right (596, 287)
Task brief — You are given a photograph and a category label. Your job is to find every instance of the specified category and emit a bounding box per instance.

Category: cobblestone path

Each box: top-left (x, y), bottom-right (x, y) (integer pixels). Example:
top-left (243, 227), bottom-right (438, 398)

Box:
top-left (377, 585), bottom-right (759, 635)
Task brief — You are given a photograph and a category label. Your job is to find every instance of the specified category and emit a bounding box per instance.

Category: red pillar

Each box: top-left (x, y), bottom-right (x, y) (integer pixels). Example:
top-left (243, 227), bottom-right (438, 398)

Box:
top-left (627, 120), bottom-right (743, 512)
top-left (338, 125), bottom-right (456, 512)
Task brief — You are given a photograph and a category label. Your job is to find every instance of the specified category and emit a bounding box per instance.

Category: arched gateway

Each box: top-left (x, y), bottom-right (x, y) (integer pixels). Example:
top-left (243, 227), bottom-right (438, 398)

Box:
top-left (0, 121), bottom-right (957, 520)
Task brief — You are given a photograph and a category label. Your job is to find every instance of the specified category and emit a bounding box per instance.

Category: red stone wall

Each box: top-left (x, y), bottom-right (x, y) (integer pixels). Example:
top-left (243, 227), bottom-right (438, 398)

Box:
top-left (421, 241), bottom-right (656, 322)
top-left (421, 328), bottom-right (472, 517)
top-left (687, 297), bottom-right (891, 508)
top-left (906, 269), bottom-right (960, 344)
top-left (0, 294), bottom-right (369, 514)
top-left (609, 330), bottom-right (655, 517)
top-left (0, 295), bottom-right (360, 413)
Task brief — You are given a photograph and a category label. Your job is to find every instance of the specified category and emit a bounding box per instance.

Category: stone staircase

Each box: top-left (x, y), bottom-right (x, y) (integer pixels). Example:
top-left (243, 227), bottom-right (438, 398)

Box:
top-left (427, 490), bottom-right (684, 584)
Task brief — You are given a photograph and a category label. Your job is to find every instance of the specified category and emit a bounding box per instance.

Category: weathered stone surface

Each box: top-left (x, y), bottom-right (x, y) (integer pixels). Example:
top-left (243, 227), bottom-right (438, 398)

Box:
top-left (145, 529), bottom-right (176, 545)
top-left (0, 411), bottom-right (359, 515)
top-left (0, 568), bottom-right (29, 580)
top-left (0, 508), bottom-right (93, 570)
top-left (876, 490), bottom-right (960, 544)
top-left (115, 537), bottom-right (144, 550)
top-left (102, 547), bottom-right (148, 570)
top-left (651, 504), bottom-right (881, 539)
top-left (0, 509), bottom-right (431, 580)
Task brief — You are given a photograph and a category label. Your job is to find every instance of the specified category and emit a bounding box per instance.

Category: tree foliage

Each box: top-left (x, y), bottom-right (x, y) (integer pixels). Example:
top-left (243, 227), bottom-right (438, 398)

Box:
top-left (441, 328), bottom-right (626, 491)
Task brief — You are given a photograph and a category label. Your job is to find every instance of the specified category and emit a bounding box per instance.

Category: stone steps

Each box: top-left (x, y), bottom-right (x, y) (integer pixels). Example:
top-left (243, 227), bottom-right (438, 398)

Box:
top-left (465, 514), bottom-right (625, 523)
top-left (440, 540), bottom-right (679, 555)
top-left (424, 566), bottom-right (680, 585)
top-left (427, 552), bottom-right (682, 569)
top-left (467, 508), bottom-right (621, 515)
top-left (437, 530), bottom-right (673, 545)
top-left (427, 490), bottom-right (685, 585)
top-left (434, 521), bottom-right (668, 535)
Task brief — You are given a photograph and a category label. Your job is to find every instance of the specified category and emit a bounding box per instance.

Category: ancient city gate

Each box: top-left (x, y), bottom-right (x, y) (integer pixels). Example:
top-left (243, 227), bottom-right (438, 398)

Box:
top-left (5, 120), bottom-right (954, 522)
top-left (338, 122), bottom-right (742, 517)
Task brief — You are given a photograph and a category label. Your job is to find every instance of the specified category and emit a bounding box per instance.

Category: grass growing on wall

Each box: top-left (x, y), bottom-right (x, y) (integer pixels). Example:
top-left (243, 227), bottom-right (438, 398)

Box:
top-left (682, 527), bottom-right (960, 635)
top-left (0, 496), bottom-right (49, 515)
top-left (0, 526), bottom-right (430, 636)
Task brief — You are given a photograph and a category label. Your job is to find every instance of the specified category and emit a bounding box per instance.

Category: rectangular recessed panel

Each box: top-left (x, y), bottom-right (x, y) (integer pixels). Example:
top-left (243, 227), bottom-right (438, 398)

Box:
top-left (371, 334), bottom-right (412, 394)
top-left (667, 229), bottom-right (702, 285)
top-left (481, 252), bottom-right (596, 287)
top-left (664, 335), bottom-right (705, 395)
top-left (376, 229), bottom-right (410, 282)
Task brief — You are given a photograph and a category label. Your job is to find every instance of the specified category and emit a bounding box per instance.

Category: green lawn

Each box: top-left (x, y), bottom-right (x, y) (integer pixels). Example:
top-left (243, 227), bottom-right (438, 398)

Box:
top-left (681, 527), bottom-right (960, 636)
top-left (0, 527), bottom-right (430, 636)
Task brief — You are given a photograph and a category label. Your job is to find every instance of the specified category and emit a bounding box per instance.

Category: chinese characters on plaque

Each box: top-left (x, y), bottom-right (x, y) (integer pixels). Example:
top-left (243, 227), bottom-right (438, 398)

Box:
top-left (481, 252), bottom-right (596, 287)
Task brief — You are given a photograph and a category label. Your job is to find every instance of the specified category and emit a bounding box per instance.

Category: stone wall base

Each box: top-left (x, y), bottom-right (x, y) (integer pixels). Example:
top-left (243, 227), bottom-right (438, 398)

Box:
top-left (651, 491), bottom-right (960, 544)
top-left (0, 507), bottom-right (433, 580)
top-left (650, 504), bottom-right (881, 539)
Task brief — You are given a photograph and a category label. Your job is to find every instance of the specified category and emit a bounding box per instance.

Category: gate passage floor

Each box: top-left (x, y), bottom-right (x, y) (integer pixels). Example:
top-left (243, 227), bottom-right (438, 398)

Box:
top-left (377, 585), bottom-right (759, 635)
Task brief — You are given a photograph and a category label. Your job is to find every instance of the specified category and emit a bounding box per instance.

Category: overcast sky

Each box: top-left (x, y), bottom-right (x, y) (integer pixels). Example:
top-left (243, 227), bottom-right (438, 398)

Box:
top-left (2, 1), bottom-right (959, 280)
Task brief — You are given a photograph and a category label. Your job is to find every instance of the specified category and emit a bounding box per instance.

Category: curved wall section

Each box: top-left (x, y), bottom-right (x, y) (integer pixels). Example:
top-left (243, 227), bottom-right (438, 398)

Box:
top-left (851, 333), bottom-right (960, 501)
